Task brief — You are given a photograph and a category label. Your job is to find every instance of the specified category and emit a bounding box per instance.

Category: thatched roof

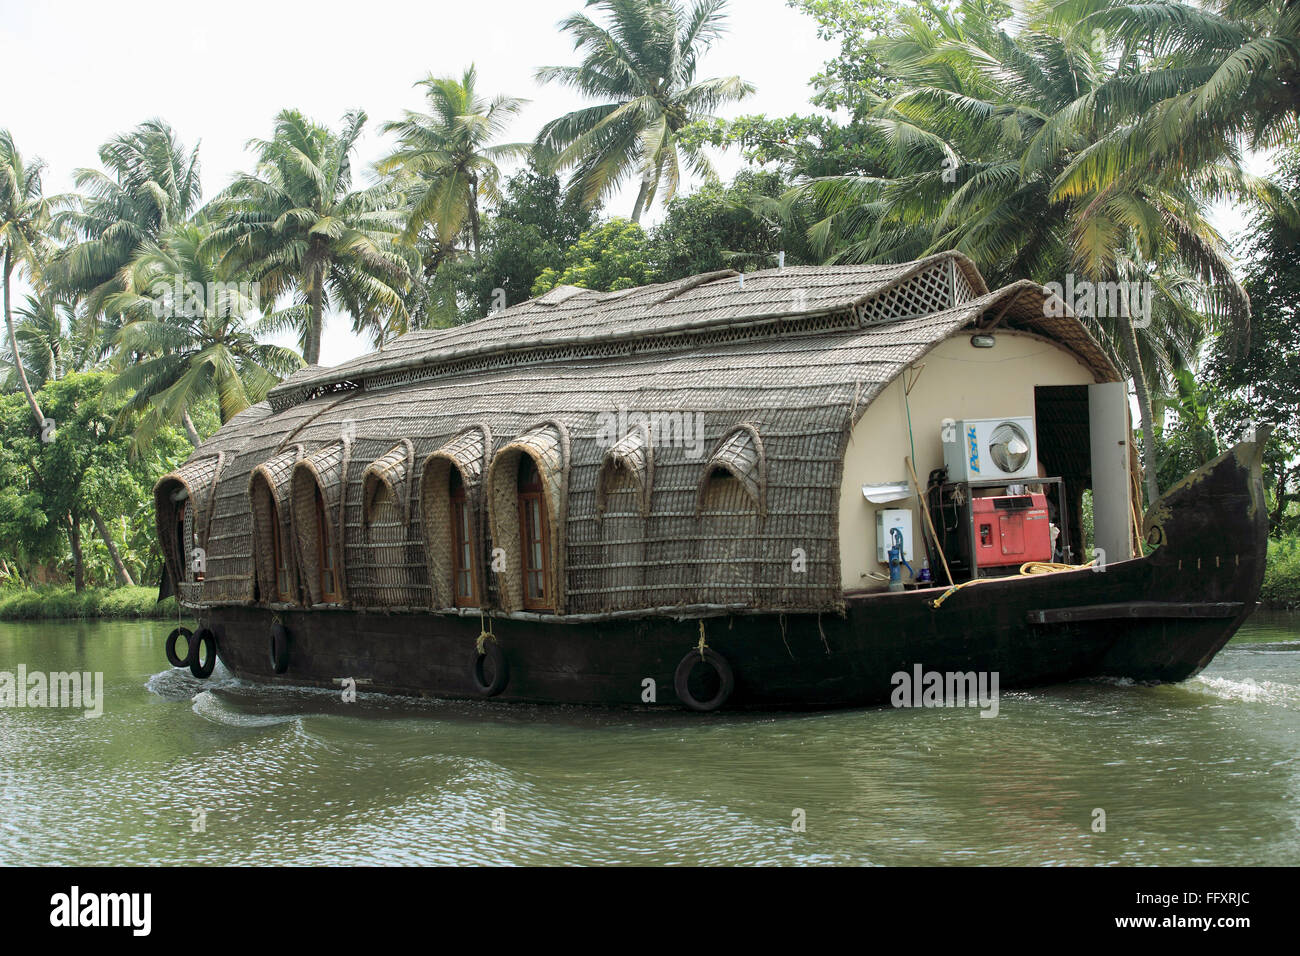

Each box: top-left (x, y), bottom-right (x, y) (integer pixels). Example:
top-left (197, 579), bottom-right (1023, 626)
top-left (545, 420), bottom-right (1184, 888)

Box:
top-left (161, 252), bottom-right (1118, 619)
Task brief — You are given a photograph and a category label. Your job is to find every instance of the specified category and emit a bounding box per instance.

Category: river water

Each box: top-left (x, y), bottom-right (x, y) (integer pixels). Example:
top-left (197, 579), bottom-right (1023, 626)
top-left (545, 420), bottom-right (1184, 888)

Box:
top-left (0, 612), bottom-right (1296, 866)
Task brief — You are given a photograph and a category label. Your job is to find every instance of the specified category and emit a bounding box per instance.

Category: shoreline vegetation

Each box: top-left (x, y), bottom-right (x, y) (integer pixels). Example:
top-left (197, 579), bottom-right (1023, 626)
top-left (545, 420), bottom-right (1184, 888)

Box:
top-left (1263, 537), bottom-right (1300, 611)
top-left (2, 0), bottom-right (1297, 610)
top-left (0, 586), bottom-right (182, 621)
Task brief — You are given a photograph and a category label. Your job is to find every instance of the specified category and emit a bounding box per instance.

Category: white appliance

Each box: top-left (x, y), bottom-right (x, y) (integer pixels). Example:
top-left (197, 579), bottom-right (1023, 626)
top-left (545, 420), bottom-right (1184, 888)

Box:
top-left (942, 417), bottom-right (1038, 482)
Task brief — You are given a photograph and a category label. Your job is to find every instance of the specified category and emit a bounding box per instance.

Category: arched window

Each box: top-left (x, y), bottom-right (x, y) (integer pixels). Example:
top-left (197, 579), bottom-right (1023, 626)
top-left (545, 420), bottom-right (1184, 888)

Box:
top-left (291, 440), bottom-right (351, 606)
top-left (360, 440), bottom-right (416, 606)
top-left (518, 454), bottom-right (551, 610)
top-left (486, 422), bottom-right (569, 613)
top-left (315, 483), bottom-right (342, 603)
top-left (175, 500), bottom-right (197, 581)
top-left (153, 453), bottom-right (224, 599)
top-left (269, 501), bottom-right (294, 601)
top-left (250, 446), bottom-right (303, 605)
top-left (597, 426), bottom-right (652, 607)
top-left (420, 427), bottom-right (490, 610)
top-left (448, 467), bottom-right (475, 605)
top-left (695, 426), bottom-right (766, 603)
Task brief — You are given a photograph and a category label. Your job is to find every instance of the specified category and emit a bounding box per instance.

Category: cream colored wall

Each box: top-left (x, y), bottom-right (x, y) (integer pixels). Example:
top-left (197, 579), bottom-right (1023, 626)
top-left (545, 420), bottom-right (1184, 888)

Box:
top-left (838, 330), bottom-right (1098, 590)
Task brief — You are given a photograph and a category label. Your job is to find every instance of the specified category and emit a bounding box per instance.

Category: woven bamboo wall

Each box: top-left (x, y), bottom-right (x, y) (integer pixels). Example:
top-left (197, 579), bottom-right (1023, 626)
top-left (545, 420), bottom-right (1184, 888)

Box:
top-left (158, 263), bottom-right (1120, 618)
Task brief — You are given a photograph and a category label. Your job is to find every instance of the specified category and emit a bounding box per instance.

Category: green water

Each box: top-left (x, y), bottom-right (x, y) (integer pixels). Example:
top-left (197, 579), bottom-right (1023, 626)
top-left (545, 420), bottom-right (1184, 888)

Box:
top-left (1, 612), bottom-right (1297, 865)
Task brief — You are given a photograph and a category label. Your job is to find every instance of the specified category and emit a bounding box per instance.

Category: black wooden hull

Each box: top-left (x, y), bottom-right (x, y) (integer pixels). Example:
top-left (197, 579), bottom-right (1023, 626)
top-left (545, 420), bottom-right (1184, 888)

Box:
top-left (196, 436), bottom-right (1270, 711)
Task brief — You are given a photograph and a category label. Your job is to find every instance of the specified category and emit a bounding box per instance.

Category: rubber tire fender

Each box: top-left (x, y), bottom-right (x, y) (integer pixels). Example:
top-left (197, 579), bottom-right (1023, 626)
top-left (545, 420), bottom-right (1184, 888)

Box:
top-left (189, 628), bottom-right (218, 679)
top-left (269, 622), bottom-right (291, 674)
top-left (165, 626), bottom-right (193, 669)
top-left (674, 647), bottom-right (735, 712)
top-left (471, 640), bottom-right (509, 697)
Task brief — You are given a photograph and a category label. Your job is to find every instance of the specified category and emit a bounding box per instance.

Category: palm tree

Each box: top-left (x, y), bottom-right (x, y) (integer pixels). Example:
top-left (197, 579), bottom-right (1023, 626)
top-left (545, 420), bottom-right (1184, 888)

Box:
top-left (205, 109), bottom-right (412, 365)
top-left (0, 129), bottom-right (59, 431)
top-left (1058, 0), bottom-right (1300, 198)
top-left (535, 0), bottom-right (755, 222)
top-left (795, 0), bottom-right (1254, 505)
top-left (1, 292), bottom-right (83, 391)
top-left (49, 120), bottom-right (202, 320)
top-left (105, 222), bottom-right (303, 448)
top-left (379, 66), bottom-right (530, 257)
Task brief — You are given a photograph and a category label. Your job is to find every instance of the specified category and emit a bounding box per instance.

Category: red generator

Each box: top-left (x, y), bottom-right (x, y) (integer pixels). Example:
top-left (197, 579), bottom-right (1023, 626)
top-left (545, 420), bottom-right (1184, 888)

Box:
top-left (971, 492), bottom-right (1052, 570)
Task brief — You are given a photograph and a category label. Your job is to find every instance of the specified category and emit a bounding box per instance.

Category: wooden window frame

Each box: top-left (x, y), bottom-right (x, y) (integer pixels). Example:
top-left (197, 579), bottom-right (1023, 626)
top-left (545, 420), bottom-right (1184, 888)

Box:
top-left (450, 467), bottom-right (478, 607)
top-left (315, 485), bottom-right (342, 604)
top-left (269, 500), bottom-right (294, 603)
top-left (517, 455), bottom-right (551, 611)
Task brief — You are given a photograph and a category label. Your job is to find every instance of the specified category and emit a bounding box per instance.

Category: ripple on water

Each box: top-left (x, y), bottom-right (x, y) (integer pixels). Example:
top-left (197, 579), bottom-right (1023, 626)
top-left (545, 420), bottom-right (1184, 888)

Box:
top-left (1188, 675), bottom-right (1300, 708)
top-left (4, 612), bottom-right (1298, 865)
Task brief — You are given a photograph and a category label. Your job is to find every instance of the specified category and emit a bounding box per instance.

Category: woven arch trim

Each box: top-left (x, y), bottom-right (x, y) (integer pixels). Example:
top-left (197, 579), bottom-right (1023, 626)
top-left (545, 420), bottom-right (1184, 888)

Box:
top-left (696, 425), bottom-right (767, 517)
top-left (596, 424), bottom-right (654, 518)
top-left (248, 444), bottom-right (304, 604)
top-left (290, 439), bottom-right (353, 605)
top-left (486, 421), bottom-right (570, 613)
top-left (362, 440), bottom-right (416, 526)
top-left (153, 452), bottom-right (226, 594)
top-left (419, 426), bottom-right (491, 609)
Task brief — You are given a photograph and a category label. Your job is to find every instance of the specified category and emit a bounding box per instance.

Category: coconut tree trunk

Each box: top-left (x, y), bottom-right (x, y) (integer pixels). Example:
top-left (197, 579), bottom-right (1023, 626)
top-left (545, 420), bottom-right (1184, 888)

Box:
top-left (88, 506), bottom-right (135, 587)
top-left (67, 510), bottom-right (85, 593)
top-left (468, 173), bottom-right (481, 256)
top-left (181, 409), bottom-right (202, 448)
top-left (305, 268), bottom-right (324, 366)
top-left (630, 177), bottom-right (651, 224)
top-left (1119, 312), bottom-right (1160, 508)
top-left (3, 250), bottom-right (46, 431)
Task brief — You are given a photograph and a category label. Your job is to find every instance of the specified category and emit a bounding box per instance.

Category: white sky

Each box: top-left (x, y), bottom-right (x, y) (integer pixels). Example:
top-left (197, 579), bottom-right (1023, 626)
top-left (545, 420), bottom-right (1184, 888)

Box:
top-left (1, 0), bottom-right (831, 365)
top-left (1, 0), bottom-right (1259, 367)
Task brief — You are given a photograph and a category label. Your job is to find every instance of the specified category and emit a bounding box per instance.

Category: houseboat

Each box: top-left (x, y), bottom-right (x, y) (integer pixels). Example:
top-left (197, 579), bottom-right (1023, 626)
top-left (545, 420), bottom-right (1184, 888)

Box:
top-left (155, 252), bottom-right (1270, 710)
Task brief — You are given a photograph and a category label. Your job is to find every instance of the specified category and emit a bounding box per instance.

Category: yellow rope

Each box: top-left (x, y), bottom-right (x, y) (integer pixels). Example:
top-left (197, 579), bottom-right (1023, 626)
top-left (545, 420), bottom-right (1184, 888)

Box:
top-left (929, 559), bottom-right (1097, 609)
top-left (697, 620), bottom-right (708, 658)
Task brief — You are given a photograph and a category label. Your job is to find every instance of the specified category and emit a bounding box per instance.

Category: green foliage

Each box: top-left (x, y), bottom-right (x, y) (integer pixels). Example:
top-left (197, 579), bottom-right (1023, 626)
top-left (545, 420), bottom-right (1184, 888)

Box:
top-left (785, 0), bottom-right (946, 113)
top-left (0, 371), bottom-right (191, 588)
top-left (653, 169), bottom-right (813, 278)
top-left (47, 120), bottom-right (201, 319)
top-left (0, 585), bottom-right (180, 621)
top-left (1261, 536), bottom-right (1300, 610)
top-left (681, 113), bottom-right (889, 178)
top-left (534, 0), bottom-right (754, 221)
top-left (430, 163), bottom-right (598, 323)
top-left (1206, 147), bottom-right (1300, 536)
top-left (380, 65), bottom-right (530, 255)
top-left (104, 220), bottom-right (303, 444)
top-left (1153, 369), bottom-right (1221, 494)
top-left (204, 110), bottom-right (413, 363)
top-left (531, 219), bottom-right (658, 295)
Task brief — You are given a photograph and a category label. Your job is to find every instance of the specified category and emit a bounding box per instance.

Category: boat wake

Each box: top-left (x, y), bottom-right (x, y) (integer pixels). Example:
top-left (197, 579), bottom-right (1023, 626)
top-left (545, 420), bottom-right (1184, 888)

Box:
top-left (144, 662), bottom-right (239, 701)
top-left (189, 688), bottom-right (303, 728)
top-left (1188, 675), bottom-right (1300, 708)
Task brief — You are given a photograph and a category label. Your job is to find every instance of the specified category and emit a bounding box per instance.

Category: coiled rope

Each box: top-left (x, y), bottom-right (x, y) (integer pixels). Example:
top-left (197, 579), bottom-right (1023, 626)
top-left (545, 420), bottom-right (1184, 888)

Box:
top-left (929, 559), bottom-right (1097, 610)
top-left (476, 609), bottom-right (496, 654)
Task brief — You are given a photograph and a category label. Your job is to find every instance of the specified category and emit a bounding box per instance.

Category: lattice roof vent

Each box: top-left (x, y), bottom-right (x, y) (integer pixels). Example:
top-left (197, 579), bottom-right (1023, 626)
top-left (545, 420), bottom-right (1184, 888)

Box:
top-left (858, 260), bottom-right (960, 325)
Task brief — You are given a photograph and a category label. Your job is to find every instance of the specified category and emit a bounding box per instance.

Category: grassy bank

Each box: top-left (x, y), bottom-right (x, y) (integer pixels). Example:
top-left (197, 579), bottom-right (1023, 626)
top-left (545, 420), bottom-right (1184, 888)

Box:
top-left (1262, 536), bottom-right (1300, 611)
top-left (0, 586), bottom-right (181, 621)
